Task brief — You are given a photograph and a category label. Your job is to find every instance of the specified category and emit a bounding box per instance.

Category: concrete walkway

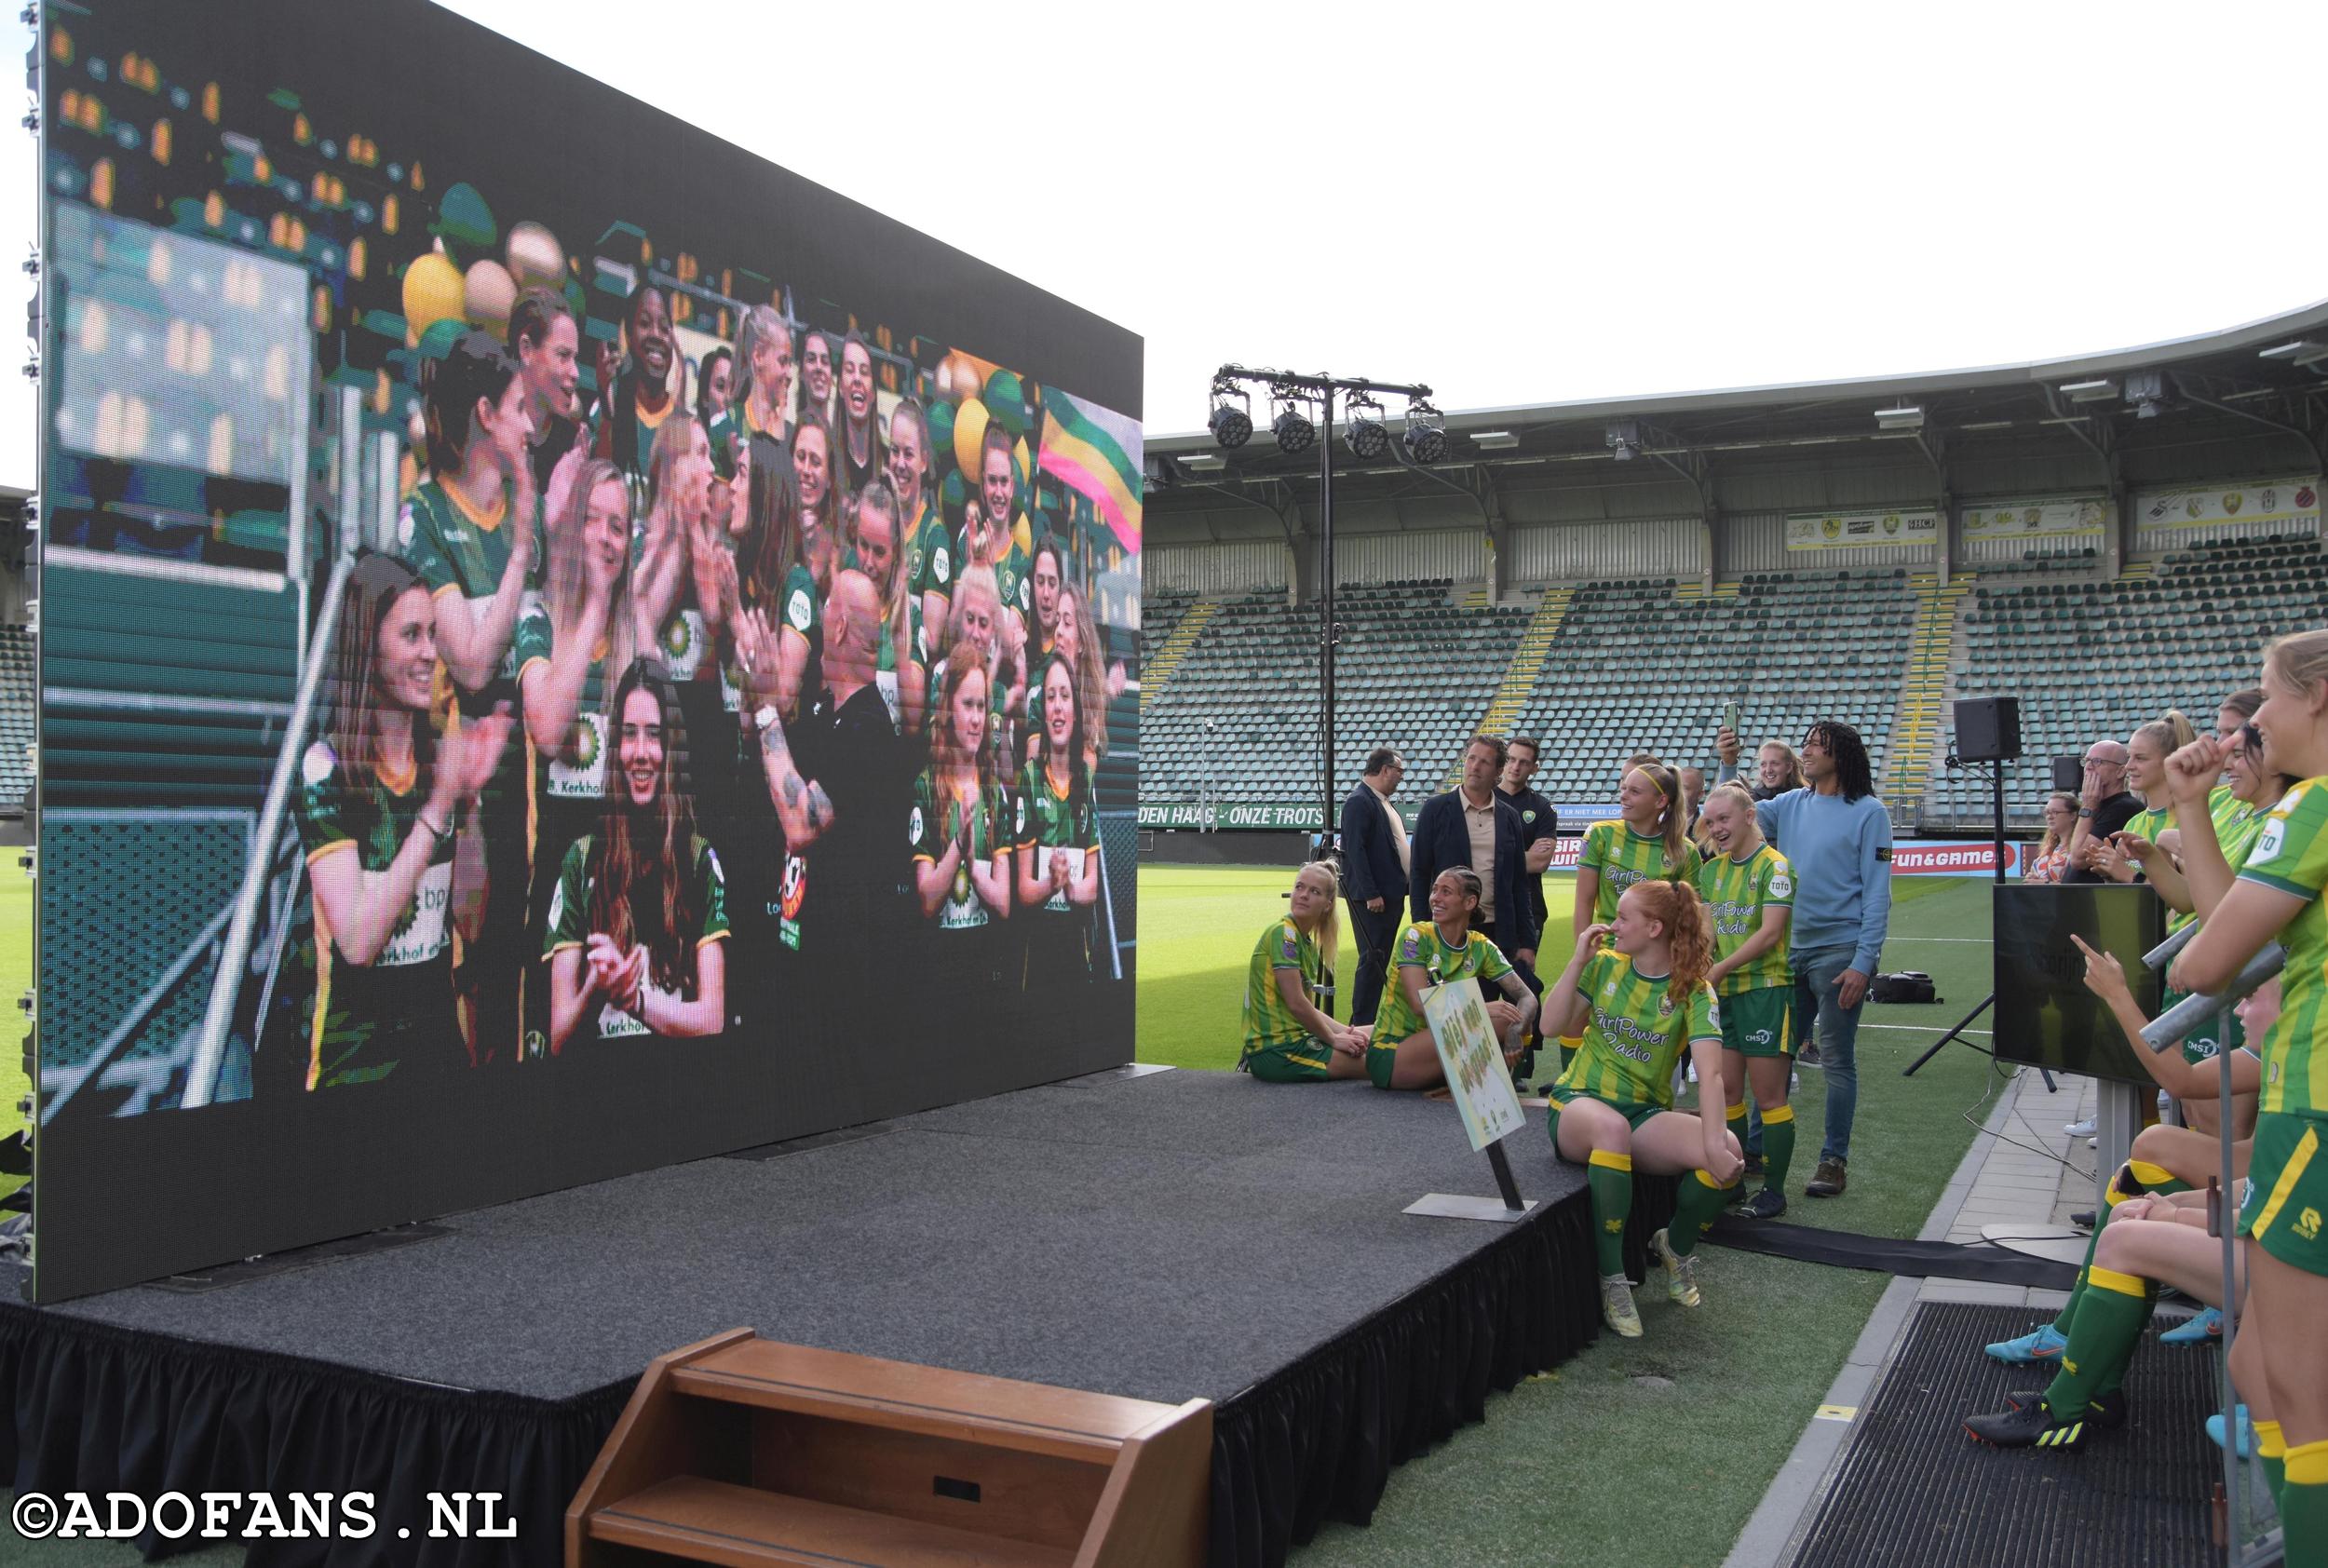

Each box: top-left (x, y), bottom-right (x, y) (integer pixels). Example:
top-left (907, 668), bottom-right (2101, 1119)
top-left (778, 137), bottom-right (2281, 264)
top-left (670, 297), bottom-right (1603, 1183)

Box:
top-left (1722, 1064), bottom-right (2100, 1568)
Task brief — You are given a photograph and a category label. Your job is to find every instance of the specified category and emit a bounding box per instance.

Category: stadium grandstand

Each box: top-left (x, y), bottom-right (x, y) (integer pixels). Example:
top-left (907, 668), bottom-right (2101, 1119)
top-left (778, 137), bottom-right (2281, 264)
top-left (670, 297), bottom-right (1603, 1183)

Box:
top-left (1138, 301), bottom-right (2328, 837)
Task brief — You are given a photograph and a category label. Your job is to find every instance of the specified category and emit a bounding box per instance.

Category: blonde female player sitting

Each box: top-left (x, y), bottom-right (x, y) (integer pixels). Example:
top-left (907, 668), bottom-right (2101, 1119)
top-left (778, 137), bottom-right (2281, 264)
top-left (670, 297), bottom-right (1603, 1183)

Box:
top-left (1238, 862), bottom-right (1371, 1081)
top-left (1544, 878), bottom-right (1743, 1337)
top-left (1365, 869), bottom-right (1537, 1091)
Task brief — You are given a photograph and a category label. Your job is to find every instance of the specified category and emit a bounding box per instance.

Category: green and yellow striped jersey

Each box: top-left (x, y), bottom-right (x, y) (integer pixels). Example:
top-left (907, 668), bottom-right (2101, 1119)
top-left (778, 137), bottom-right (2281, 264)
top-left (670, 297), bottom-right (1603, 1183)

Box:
top-left (1696, 844), bottom-right (1793, 994)
top-left (1580, 819), bottom-right (1700, 923)
top-left (2124, 803), bottom-right (2174, 848)
top-left (1555, 949), bottom-right (1720, 1110)
top-left (1242, 918), bottom-right (1328, 1058)
top-left (1373, 922), bottom-right (1515, 1045)
top-left (2235, 777), bottom-right (2328, 1116)
top-left (2165, 791), bottom-right (2267, 935)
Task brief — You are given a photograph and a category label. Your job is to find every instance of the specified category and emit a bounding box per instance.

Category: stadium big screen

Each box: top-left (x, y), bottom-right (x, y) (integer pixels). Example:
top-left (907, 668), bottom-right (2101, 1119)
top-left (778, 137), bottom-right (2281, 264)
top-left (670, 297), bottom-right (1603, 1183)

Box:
top-left (32, 0), bottom-right (1144, 1301)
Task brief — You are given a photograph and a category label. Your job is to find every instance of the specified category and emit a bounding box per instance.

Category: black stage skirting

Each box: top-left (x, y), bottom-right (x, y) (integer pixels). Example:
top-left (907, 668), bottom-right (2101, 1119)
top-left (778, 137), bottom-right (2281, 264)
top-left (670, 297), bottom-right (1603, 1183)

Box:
top-left (0, 1069), bottom-right (1671, 1567)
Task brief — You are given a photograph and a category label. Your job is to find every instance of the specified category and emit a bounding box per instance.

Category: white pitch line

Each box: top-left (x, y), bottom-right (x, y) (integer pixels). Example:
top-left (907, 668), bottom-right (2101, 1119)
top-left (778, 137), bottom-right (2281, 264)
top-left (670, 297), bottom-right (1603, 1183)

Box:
top-left (1883, 936), bottom-right (1994, 944)
top-left (1860, 1022), bottom-right (1995, 1036)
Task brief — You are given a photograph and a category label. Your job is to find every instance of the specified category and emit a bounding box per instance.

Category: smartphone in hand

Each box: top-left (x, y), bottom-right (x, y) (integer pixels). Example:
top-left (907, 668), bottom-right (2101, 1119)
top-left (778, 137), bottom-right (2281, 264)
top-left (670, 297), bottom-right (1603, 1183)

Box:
top-left (1723, 700), bottom-right (1740, 737)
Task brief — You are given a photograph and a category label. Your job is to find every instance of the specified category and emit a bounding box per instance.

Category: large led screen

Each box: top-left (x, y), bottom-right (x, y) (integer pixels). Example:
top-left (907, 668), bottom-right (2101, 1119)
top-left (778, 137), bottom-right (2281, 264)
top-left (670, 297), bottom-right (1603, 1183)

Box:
top-left (32, 0), bottom-right (1143, 1301)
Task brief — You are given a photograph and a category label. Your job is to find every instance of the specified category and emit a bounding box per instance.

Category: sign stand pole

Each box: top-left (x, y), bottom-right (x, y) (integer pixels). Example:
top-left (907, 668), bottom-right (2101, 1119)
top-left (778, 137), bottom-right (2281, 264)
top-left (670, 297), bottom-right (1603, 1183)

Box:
top-left (1485, 1140), bottom-right (1523, 1212)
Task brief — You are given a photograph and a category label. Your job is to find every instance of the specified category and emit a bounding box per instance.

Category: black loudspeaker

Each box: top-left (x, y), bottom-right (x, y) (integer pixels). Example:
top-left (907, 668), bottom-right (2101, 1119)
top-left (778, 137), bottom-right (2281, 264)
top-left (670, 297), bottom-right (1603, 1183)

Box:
top-left (1955, 696), bottom-right (2023, 763)
top-left (2051, 755), bottom-right (2084, 793)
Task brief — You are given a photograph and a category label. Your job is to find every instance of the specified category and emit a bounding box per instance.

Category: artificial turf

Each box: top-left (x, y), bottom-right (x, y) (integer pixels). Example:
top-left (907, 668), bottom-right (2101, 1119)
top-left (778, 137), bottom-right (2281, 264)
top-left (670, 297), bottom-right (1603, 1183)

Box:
top-left (3, 870), bottom-right (2019, 1568)
top-left (1140, 863), bottom-right (2019, 1566)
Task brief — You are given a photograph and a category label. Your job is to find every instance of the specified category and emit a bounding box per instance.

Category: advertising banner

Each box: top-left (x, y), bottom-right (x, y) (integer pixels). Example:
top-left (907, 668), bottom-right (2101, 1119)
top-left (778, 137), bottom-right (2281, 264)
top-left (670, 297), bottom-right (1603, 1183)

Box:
top-left (1960, 495), bottom-right (2110, 542)
top-left (1784, 508), bottom-right (1940, 551)
top-left (34, 0), bottom-right (1142, 1300)
top-left (1890, 839), bottom-right (2022, 877)
top-left (2133, 477), bottom-right (2321, 534)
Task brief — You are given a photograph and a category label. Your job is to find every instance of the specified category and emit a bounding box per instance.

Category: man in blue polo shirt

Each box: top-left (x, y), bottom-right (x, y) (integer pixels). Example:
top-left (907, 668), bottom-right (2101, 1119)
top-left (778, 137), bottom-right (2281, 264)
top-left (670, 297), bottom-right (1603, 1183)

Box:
top-left (1718, 719), bottom-right (1892, 1199)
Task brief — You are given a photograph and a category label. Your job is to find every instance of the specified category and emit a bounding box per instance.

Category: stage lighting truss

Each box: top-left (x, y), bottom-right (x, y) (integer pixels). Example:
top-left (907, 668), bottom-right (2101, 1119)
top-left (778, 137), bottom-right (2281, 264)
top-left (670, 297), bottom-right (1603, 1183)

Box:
top-left (1271, 383), bottom-right (1317, 455)
top-left (1402, 398), bottom-right (1446, 465)
top-left (1344, 391), bottom-right (1388, 461)
top-left (1208, 378), bottom-right (1252, 449)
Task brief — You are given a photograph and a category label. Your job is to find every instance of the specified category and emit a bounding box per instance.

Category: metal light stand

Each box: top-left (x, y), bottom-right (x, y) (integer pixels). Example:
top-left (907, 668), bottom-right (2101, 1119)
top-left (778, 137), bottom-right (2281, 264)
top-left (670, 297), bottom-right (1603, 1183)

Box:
top-left (2142, 937), bottom-right (2286, 1567)
top-left (1210, 367), bottom-right (1434, 859)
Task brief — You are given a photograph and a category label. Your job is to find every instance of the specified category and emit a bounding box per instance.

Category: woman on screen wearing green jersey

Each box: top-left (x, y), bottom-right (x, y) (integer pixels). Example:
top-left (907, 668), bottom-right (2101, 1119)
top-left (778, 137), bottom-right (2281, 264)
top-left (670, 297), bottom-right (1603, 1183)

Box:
top-left (515, 459), bottom-right (649, 1056)
top-left (1543, 877), bottom-right (1741, 1338)
top-left (908, 642), bottom-right (1013, 973)
top-left (545, 661), bottom-right (728, 1051)
top-left (1016, 653), bottom-right (1101, 987)
top-left (1368, 869), bottom-right (1536, 1094)
top-left (296, 554), bottom-right (511, 1091)
top-left (2160, 629), bottom-right (2328, 1559)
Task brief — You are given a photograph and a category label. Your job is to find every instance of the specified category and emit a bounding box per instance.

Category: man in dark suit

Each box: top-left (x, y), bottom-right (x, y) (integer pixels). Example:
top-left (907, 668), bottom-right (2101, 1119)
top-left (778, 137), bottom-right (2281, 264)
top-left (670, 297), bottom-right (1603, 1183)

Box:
top-left (1410, 735), bottom-right (1538, 985)
top-left (1338, 748), bottom-right (1410, 1025)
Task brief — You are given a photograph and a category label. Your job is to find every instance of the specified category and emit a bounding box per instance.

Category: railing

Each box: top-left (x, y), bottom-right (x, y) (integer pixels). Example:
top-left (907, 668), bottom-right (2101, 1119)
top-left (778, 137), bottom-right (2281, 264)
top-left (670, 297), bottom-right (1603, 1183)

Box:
top-left (2141, 923), bottom-right (2286, 1567)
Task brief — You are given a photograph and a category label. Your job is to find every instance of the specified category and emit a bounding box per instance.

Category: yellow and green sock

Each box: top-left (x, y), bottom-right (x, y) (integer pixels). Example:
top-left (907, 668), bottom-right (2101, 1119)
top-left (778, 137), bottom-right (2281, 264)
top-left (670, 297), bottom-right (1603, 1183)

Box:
top-left (2041, 1264), bottom-right (2157, 1420)
top-left (1667, 1166), bottom-right (1738, 1258)
top-left (2283, 1438), bottom-right (2327, 1564)
top-left (1762, 1102), bottom-right (1797, 1191)
top-left (2055, 1160), bottom-right (2188, 1337)
top-left (1588, 1148), bottom-right (1632, 1277)
top-left (2256, 1419), bottom-right (2286, 1507)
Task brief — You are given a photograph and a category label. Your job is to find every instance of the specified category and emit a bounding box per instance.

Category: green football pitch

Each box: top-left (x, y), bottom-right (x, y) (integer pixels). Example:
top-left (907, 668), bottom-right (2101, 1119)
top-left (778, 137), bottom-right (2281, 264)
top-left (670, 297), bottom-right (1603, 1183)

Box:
top-left (1137, 863), bottom-right (2026, 1566)
top-left (5, 868), bottom-right (2029, 1568)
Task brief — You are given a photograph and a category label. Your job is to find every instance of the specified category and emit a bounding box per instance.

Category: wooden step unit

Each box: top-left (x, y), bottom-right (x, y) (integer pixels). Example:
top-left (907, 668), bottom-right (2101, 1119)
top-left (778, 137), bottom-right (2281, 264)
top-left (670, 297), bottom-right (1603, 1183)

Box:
top-left (569, 1330), bottom-right (1211, 1568)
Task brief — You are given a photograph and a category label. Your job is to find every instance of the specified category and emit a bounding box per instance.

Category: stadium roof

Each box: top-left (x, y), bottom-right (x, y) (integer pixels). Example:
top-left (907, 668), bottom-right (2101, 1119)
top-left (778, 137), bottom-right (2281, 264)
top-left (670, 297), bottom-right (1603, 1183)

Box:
top-left (1146, 294), bottom-right (2328, 496)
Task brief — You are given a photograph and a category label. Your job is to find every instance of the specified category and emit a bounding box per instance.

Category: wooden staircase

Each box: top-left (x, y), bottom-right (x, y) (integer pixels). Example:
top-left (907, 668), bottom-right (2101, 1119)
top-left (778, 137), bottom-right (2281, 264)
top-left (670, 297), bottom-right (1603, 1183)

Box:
top-left (569, 1330), bottom-right (1211, 1568)
top-left (1447, 586), bottom-right (1574, 788)
top-left (1884, 571), bottom-right (1975, 810)
top-left (1139, 599), bottom-right (1215, 715)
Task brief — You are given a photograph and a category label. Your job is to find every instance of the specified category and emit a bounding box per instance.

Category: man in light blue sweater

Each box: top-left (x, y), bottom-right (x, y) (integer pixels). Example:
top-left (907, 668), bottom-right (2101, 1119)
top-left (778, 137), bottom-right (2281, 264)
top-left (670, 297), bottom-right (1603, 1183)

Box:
top-left (1718, 720), bottom-right (1892, 1198)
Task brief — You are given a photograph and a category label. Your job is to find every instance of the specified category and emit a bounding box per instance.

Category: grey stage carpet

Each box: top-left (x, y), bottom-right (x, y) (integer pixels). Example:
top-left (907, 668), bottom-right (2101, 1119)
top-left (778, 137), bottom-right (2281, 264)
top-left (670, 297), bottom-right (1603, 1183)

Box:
top-left (24, 1069), bottom-right (1584, 1407)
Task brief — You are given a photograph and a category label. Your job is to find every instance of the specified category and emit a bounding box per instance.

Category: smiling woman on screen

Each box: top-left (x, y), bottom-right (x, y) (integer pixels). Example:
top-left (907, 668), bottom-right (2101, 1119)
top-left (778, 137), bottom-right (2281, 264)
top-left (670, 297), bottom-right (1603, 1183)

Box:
top-left (544, 660), bottom-right (728, 1051)
top-left (297, 553), bottom-right (511, 1090)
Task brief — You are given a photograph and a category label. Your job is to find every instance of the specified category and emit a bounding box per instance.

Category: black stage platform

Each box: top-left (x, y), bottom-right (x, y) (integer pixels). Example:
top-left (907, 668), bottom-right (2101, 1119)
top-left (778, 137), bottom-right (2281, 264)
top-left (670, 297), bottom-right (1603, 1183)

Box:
top-left (0, 1068), bottom-right (1652, 1567)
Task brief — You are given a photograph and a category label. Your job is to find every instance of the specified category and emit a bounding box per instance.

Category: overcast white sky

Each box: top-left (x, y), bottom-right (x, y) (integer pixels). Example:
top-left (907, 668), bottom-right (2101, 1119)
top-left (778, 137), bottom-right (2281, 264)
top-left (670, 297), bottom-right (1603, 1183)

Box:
top-left (5, 1), bottom-right (2326, 491)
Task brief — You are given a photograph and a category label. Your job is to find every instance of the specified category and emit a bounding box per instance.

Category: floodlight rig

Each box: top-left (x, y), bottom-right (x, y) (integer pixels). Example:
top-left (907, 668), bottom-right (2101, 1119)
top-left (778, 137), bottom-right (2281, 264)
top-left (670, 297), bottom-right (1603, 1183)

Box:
top-left (1207, 364), bottom-right (1438, 853)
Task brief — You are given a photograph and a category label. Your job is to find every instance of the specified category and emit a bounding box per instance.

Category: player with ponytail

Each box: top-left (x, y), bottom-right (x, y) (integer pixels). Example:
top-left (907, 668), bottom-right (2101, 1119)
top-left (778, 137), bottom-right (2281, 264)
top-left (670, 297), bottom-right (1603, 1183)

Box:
top-left (1543, 876), bottom-right (1740, 1337)
top-left (1564, 759), bottom-right (1702, 1070)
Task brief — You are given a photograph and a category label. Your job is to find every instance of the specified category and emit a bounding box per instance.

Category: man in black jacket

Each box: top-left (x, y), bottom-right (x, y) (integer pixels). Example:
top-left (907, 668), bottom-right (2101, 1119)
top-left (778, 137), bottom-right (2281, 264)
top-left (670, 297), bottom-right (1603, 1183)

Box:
top-left (1338, 748), bottom-right (1409, 1026)
top-left (1410, 736), bottom-right (1537, 978)
top-left (1497, 737), bottom-right (1559, 1074)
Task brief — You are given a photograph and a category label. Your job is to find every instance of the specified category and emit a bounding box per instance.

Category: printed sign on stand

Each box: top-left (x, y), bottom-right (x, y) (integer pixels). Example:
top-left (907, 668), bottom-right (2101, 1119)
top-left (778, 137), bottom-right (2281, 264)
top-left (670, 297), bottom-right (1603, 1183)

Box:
top-left (1402, 981), bottom-right (1536, 1223)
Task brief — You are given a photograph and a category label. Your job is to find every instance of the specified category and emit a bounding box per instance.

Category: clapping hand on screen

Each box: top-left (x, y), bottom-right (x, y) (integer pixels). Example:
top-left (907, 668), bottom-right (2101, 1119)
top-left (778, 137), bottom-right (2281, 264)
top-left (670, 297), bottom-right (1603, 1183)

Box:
top-left (432, 703), bottom-right (513, 818)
